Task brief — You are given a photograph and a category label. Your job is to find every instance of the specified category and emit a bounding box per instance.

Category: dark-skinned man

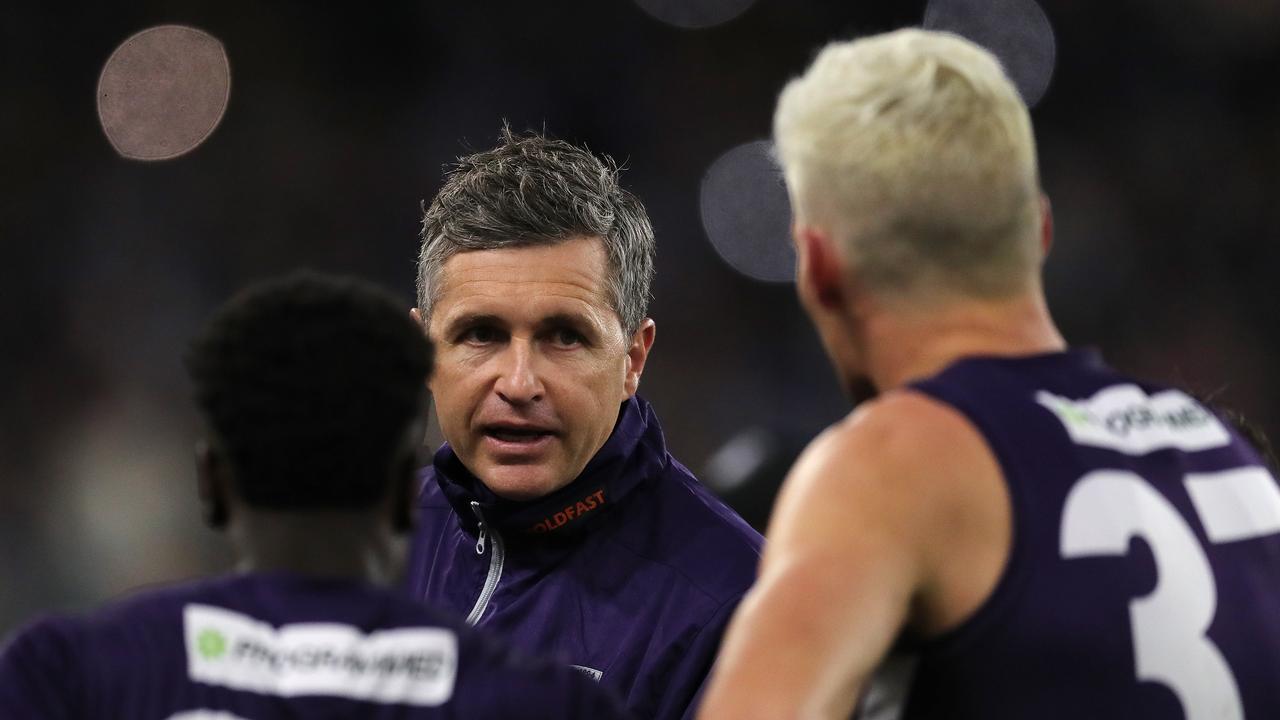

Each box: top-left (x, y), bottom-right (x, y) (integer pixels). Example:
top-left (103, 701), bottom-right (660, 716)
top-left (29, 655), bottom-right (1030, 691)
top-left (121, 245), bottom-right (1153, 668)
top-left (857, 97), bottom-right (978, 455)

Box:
top-left (0, 271), bottom-right (631, 719)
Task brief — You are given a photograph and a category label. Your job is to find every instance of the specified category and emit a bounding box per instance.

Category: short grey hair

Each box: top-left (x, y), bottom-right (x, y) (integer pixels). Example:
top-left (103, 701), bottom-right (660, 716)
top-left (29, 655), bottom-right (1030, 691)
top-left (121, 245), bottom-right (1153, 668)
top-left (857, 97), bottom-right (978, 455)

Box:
top-left (417, 127), bottom-right (656, 336)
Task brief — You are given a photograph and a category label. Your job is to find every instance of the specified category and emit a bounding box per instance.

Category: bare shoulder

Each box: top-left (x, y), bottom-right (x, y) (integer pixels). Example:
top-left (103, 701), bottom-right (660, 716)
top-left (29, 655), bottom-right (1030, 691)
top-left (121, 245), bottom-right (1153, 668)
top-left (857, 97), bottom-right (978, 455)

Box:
top-left (782, 388), bottom-right (993, 508)
top-left (771, 388), bottom-right (1010, 634)
top-left (769, 389), bottom-right (987, 556)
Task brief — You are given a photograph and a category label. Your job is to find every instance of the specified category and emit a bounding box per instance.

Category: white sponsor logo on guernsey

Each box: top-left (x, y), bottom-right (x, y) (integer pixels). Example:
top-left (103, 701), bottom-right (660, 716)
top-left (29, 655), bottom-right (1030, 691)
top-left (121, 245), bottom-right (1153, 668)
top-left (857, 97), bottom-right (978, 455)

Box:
top-left (167, 712), bottom-right (251, 720)
top-left (1036, 384), bottom-right (1231, 455)
top-left (183, 604), bottom-right (456, 706)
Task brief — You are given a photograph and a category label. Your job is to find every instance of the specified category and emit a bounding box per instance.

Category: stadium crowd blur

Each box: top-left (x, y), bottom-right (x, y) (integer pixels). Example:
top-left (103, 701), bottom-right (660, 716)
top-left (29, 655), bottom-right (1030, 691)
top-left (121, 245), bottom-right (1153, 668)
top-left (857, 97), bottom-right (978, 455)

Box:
top-left (2, 0), bottom-right (1278, 634)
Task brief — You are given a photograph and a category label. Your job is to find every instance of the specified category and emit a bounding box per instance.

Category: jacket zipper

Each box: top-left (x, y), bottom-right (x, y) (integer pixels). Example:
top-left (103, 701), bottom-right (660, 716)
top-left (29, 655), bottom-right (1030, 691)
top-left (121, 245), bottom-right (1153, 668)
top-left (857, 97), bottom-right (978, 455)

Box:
top-left (465, 500), bottom-right (505, 626)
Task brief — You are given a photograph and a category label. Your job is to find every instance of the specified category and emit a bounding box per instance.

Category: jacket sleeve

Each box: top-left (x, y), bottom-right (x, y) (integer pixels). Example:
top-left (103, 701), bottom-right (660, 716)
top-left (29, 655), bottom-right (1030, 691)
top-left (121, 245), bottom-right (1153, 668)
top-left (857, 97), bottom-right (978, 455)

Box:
top-left (0, 617), bottom-right (82, 719)
top-left (652, 596), bottom-right (744, 720)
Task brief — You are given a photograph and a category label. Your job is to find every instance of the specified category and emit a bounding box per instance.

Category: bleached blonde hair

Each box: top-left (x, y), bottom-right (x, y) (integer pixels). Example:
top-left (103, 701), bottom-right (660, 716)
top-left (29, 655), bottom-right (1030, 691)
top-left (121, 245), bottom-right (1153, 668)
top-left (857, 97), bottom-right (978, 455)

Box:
top-left (774, 29), bottom-right (1042, 301)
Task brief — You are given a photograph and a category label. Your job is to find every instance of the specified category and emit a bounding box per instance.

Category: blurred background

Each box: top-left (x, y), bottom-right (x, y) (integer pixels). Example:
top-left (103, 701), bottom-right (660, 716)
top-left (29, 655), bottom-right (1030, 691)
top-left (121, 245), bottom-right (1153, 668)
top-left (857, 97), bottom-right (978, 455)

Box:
top-left (2, 0), bottom-right (1278, 634)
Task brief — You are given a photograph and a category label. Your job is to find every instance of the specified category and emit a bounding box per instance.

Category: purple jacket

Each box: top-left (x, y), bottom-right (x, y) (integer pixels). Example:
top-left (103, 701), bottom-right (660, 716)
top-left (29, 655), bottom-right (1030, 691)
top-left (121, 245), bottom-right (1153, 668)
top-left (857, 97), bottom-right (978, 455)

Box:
top-left (406, 396), bottom-right (763, 719)
top-left (0, 572), bottom-right (631, 719)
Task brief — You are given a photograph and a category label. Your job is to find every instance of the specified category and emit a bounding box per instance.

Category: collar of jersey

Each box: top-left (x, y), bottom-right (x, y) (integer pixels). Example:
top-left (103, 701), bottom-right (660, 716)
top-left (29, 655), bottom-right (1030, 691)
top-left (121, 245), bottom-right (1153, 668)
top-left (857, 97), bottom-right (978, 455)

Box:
top-left (432, 395), bottom-right (668, 539)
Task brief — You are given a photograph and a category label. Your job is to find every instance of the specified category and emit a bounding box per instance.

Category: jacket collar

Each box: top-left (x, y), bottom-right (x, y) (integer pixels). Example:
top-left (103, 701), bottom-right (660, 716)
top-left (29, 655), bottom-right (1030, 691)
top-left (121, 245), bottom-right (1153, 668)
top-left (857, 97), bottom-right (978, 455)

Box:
top-left (433, 395), bottom-right (668, 538)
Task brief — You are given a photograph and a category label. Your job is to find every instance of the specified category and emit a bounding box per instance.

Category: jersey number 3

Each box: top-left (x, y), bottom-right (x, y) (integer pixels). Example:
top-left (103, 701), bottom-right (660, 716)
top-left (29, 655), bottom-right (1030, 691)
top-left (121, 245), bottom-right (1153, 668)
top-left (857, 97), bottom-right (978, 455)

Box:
top-left (1060, 467), bottom-right (1280, 720)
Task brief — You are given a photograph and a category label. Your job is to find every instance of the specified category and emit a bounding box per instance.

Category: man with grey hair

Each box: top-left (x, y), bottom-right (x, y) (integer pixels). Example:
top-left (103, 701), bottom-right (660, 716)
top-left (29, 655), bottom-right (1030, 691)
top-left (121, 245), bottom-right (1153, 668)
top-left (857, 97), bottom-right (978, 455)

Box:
top-left (700, 28), bottom-right (1280, 719)
top-left (405, 128), bottom-right (762, 720)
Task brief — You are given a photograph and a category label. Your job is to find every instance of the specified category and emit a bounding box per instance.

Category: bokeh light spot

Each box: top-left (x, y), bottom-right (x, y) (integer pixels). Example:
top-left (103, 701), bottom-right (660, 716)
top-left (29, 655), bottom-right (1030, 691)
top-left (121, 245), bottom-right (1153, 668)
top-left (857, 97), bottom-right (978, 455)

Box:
top-left (632, 0), bottom-right (758, 30)
top-left (700, 140), bottom-right (795, 283)
top-left (924, 0), bottom-right (1056, 108)
top-left (97, 25), bottom-right (231, 161)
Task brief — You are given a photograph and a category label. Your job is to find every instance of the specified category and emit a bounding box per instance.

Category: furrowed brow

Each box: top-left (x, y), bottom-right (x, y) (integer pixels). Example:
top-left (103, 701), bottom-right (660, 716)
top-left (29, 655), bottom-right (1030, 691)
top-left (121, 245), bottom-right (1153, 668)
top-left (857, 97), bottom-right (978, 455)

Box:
top-left (536, 312), bottom-right (596, 334)
top-left (443, 313), bottom-right (505, 337)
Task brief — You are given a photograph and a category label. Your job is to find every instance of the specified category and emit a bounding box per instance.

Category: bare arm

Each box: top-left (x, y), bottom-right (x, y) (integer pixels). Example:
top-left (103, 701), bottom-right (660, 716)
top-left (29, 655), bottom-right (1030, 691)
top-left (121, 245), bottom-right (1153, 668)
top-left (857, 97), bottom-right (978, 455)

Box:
top-left (697, 391), bottom-right (1009, 720)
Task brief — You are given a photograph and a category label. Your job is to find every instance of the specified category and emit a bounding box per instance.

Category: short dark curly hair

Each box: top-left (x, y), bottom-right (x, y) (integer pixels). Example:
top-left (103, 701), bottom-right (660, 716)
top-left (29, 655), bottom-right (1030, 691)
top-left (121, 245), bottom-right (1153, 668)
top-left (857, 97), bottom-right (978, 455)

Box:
top-left (185, 271), bottom-right (433, 511)
top-left (417, 126), bottom-right (656, 335)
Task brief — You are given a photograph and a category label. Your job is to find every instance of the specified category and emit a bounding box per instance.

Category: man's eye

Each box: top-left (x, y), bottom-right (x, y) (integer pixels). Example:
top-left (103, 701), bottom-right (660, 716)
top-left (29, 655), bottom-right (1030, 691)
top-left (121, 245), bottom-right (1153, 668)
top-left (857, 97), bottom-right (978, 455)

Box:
top-left (552, 329), bottom-right (584, 347)
top-left (461, 326), bottom-right (499, 344)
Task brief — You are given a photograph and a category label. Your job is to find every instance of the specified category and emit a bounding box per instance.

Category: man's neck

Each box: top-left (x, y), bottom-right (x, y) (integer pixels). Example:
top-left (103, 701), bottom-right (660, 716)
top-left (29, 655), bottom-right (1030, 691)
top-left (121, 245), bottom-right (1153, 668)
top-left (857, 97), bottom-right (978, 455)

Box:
top-left (230, 509), bottom-right (401, 586)
top-left (861, 290), bottom-right (1067, 392)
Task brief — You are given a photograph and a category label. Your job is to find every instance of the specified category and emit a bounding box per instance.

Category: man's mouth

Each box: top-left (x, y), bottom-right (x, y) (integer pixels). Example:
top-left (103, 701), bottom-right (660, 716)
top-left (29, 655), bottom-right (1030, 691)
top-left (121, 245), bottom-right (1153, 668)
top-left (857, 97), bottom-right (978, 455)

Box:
top-left (482, 425), bottom-right (555, 444)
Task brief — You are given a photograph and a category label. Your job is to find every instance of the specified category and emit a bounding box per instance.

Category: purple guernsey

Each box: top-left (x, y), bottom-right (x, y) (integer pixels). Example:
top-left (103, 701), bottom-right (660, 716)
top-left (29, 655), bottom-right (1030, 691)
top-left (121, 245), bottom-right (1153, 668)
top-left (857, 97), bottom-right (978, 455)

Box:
top-left (0, 572), bottom-right (632, 719)
top-left (859, 350), bottom-right (1280, 719)
top-left (405, 395), bottom-right (764, 719)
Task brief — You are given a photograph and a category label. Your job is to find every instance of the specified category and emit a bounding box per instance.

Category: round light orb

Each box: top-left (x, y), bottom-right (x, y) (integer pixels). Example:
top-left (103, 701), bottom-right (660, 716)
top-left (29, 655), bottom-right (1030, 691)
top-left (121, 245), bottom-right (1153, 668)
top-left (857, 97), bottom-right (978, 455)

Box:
top-left (97, 25), bottom-right (231, 161)
top-left (924, 0), bottom-right (1057, 108)
top-left (632, 0), bottom-right (758, 30)
top-left (700, 140), bottom-right (795, 284)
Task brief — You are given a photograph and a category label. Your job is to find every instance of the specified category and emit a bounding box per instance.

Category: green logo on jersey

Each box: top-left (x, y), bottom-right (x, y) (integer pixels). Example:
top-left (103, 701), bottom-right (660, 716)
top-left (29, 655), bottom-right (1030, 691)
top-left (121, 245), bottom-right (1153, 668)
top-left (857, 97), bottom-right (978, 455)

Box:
top-left (1042, 394), bottom-right (1092, 426)
top-left (197, 628), bottom-right (228, 660)
top-left (1059, 404), bottom-right (1092, 426)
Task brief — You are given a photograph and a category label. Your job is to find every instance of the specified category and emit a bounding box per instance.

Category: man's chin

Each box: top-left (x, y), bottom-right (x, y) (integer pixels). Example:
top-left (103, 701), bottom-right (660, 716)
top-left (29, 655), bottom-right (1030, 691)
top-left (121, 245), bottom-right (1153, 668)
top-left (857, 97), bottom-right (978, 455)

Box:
top-left (479, 464), bottom-right (566, 502)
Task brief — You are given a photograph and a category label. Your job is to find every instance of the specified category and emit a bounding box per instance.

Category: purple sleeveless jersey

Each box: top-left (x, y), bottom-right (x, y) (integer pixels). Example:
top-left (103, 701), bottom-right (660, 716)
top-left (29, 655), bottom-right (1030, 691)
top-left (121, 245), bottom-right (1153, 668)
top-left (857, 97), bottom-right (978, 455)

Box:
top-left (0, 572), bottom-right (631, 719)
top-left (859, 350), bottom-right (1280, 720)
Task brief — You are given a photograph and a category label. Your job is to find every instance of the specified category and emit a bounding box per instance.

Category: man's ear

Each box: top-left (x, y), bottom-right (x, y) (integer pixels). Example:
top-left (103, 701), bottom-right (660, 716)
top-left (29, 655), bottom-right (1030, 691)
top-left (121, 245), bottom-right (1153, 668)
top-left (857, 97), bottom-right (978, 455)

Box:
top-left (195, 440), bottom-right (230, 530)
top-left (623, 319), bottom-right (657, 398)
top-left (409, 308), bottom-right (436, 396)
top-left (795, 223), bottom-right (845, 311)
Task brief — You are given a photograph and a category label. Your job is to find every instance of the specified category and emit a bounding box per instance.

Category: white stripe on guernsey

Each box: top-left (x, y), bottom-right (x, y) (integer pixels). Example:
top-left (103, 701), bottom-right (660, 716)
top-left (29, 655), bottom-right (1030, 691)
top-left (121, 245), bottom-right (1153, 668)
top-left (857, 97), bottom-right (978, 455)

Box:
top-left (167, 712), bottom-right (250, 720)
top-left (183, 604), bottom-right (457, 706)
top-left (1185, 466), bottom-right (1280, 543)
top-left (570, 664), bottom-right (603, 682)
top-left (856, 654), bottom-right (918, 720)
top-left (1036, 385), bottom-right (1231, 455)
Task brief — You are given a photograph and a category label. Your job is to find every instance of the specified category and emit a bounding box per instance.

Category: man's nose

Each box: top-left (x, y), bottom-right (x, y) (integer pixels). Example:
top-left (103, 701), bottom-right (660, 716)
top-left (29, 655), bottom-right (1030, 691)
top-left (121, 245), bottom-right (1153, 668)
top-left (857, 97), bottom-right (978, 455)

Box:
top-left (494, 340), bottom-right (544, 404)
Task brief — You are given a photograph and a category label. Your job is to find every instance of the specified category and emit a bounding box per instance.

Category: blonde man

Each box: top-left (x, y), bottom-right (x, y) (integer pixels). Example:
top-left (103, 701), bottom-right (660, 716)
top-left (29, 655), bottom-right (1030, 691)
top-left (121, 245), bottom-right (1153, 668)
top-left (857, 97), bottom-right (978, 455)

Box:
top-left (699, 29), bottom-right (1280, 719)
